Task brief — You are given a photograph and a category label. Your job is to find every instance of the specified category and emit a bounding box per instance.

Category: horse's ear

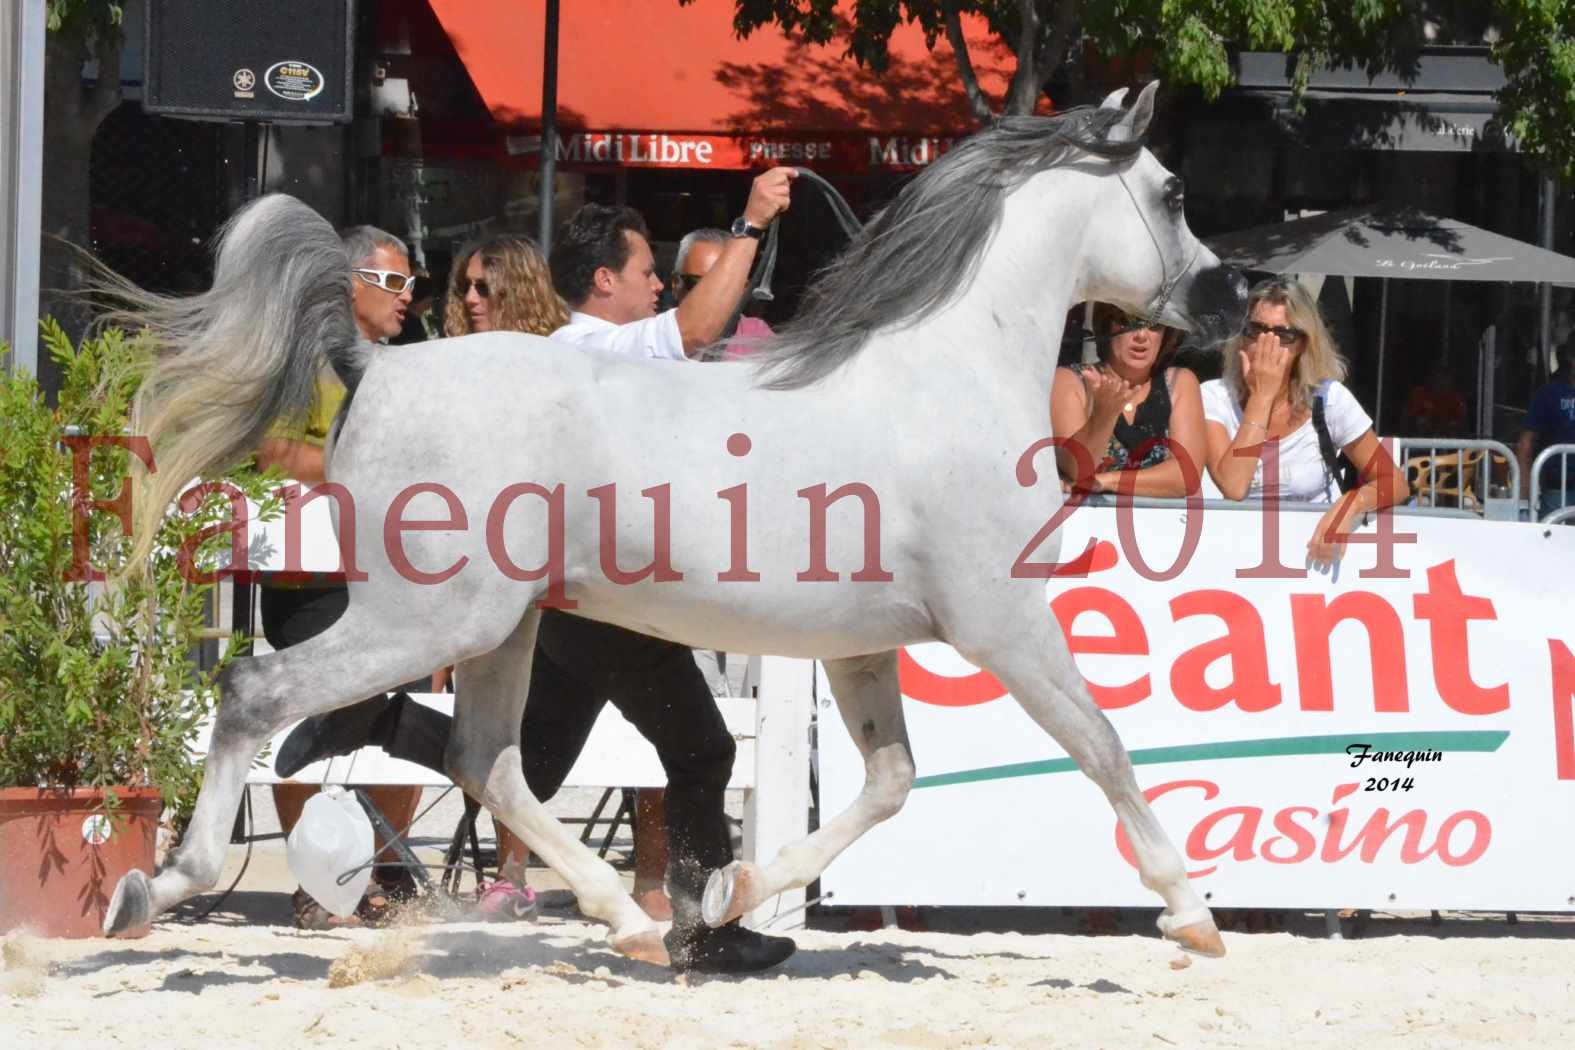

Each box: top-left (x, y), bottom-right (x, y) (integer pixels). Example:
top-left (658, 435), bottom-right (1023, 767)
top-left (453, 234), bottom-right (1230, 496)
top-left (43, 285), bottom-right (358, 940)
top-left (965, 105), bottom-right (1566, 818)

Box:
top-left (1119, 80), bottom-right (1160, 140)
top-left (1099, 87), bottom-right (1129, 111)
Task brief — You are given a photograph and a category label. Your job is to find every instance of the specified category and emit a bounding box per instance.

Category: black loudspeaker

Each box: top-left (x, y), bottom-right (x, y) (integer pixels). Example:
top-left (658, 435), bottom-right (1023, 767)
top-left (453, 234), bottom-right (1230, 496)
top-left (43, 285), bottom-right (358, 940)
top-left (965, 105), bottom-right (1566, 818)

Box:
top-left (143, 0), bottom-right (356, 124)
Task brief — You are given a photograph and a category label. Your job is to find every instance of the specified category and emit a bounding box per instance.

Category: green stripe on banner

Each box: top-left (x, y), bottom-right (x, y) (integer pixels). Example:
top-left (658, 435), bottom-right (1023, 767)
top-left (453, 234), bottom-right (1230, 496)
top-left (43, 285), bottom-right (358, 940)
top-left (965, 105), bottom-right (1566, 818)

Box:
top-left (912, 730), bottom-right (1510, 790)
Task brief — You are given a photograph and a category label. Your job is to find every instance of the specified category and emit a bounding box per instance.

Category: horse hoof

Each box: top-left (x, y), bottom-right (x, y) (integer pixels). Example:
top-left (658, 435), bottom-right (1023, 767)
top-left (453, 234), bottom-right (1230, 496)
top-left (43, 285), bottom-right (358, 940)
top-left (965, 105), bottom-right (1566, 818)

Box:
top-left (610, 928), bottom-right (669, 967)
top-left (702, 861), bottom-right (762, 927)
top-left (1167, 920), bottom-right (1226, 958)
top-left (103, 870), bottom-right (153, 937)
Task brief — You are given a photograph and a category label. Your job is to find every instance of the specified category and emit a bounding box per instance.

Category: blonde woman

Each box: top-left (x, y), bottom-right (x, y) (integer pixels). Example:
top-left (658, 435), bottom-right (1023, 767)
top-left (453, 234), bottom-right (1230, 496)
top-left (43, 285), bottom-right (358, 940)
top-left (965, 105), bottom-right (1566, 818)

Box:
top-left (444, 234), bottom-right (569, 337)
top-left (1202, 278), bottom-right (1409, 567)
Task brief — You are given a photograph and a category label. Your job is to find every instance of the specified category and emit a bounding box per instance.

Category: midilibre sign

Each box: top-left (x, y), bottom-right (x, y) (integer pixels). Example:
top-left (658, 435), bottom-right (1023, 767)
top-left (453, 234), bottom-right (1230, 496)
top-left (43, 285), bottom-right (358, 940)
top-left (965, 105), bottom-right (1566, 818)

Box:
top-left (507, 131), bottom-right (960, 172)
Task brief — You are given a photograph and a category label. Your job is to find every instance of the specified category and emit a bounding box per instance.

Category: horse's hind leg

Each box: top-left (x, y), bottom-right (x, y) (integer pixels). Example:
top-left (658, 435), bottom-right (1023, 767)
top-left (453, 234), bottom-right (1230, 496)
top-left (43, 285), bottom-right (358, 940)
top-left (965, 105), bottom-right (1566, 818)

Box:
top-left (444, 610), bottom-right (667, 965)
top-left (706, 651), bottom-right (913, 926)
top-left (956, 610), bottom-right (1223, 957)
top-left (104, 612), bottom-right (457, 936)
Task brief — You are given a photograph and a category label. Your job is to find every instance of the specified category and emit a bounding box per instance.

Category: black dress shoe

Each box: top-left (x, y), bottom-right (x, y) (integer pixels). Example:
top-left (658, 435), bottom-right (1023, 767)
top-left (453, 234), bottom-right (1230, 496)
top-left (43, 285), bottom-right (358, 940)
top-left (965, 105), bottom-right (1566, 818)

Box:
top-left (663, 919), bottom-right (796, 974)
top-left (274, 695), bottom-right (402, 777)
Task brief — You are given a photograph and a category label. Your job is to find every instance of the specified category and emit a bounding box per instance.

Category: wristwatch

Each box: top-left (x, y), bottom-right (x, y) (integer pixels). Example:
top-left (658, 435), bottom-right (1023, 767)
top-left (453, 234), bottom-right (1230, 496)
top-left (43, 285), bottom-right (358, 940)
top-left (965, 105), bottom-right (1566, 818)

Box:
top-left (730, 216), bottom-right (765, 240)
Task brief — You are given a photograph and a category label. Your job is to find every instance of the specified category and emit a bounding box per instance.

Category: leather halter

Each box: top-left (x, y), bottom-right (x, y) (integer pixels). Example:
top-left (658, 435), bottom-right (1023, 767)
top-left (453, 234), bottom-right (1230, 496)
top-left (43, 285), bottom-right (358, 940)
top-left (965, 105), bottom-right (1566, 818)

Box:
top-left (1116, 168), bottom-right (1201, 328)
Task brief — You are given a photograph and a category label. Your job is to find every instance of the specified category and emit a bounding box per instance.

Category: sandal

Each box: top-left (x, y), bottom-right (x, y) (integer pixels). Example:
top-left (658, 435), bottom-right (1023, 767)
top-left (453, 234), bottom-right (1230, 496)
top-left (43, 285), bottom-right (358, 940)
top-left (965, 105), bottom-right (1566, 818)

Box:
top-left (292, 887), bottom-right (362, 930)
top-left (476, 878), bottom-right (539, 922)
top-left (356, 868), bottom-right (421, 927)
top-left (373, 868), bottom-right (421, 905)
top-left (355, 888), bottom-right (397, 927)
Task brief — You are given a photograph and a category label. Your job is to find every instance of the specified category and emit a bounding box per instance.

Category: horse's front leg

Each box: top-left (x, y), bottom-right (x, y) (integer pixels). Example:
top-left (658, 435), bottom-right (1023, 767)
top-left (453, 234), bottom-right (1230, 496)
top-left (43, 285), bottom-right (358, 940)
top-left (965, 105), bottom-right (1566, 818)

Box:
top-left (705, 650), bottom-right (914, 926)
top-left (953, 595), bottom-right (1224, 958)
top-left (445, 609), bottom-right (667, 965)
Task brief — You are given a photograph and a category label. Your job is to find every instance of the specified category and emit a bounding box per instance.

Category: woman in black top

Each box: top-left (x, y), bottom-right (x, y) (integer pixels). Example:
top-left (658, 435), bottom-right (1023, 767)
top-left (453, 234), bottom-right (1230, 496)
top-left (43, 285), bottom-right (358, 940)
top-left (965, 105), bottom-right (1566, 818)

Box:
top-left (1051, 303), bottom-right (1207, 498)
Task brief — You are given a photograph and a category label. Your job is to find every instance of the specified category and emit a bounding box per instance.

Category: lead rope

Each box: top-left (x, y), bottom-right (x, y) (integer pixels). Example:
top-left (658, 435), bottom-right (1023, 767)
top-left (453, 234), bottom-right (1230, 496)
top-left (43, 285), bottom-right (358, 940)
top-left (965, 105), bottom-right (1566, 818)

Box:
top-left (716, 167), bottom-right (865, 353)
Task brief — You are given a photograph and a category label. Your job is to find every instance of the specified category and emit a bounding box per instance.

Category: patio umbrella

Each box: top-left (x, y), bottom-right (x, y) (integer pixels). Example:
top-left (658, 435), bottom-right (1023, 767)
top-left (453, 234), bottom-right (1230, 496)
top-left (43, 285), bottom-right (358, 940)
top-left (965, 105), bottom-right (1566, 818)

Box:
top-left (1207, 204), bottom-right (1575, 431)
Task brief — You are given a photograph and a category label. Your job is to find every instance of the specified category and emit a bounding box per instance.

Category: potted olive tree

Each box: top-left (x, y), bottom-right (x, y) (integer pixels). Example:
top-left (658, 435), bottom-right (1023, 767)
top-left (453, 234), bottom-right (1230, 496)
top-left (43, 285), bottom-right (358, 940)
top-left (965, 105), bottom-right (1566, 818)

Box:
top-left (0, 321), bottom-right (278, 937)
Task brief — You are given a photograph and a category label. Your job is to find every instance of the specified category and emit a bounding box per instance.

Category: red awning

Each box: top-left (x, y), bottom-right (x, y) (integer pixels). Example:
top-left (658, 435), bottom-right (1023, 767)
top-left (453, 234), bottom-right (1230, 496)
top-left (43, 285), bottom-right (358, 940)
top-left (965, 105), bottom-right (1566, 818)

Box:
top-left (425, 0), bottom-right (1044, 172)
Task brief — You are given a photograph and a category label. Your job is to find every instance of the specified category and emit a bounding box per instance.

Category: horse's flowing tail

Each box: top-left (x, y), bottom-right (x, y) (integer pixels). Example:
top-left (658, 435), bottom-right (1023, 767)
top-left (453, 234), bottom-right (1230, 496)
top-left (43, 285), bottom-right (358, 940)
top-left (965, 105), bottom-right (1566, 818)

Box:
top-left (111, 194), bottom-right (365, 574)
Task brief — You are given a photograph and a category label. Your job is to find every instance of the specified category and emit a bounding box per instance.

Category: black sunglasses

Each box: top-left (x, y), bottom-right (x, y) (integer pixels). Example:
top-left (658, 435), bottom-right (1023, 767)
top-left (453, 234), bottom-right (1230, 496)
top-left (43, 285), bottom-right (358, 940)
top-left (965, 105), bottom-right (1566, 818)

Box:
top-left (1115, 314), bottom-right (1165, 333)
top-left (1245, 320), bottom-right (1306, 347)
top-left (673, 272), bottom-right (706, 292)
top-left (458, 277), bottom-right (492, 299)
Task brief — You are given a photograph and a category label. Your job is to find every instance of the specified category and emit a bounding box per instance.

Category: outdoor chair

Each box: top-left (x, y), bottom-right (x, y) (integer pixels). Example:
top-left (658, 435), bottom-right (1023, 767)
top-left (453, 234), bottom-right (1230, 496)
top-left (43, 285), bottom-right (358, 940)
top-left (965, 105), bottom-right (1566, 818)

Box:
top-left (1406, 448), bottom-right (1506, 514)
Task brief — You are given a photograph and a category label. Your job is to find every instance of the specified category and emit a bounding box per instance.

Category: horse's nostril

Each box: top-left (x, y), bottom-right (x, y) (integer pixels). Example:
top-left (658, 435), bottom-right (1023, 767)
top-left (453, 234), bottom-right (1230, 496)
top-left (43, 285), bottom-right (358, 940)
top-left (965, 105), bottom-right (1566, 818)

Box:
top-left (1225, 267), bottom-right (1249, 301)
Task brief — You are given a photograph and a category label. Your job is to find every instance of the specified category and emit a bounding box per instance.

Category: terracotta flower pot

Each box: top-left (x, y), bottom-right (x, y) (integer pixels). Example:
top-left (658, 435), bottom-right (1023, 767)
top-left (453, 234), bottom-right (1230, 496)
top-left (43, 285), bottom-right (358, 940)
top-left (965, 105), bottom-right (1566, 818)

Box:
top-left (0, 786), bottom-right (163, 939)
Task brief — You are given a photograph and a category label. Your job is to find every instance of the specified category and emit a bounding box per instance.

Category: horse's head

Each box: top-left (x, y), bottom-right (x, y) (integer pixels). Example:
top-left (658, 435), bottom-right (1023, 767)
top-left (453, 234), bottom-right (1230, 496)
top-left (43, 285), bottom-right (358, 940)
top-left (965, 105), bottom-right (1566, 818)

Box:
top-left (1077, 82), bottom-right (1248, 347)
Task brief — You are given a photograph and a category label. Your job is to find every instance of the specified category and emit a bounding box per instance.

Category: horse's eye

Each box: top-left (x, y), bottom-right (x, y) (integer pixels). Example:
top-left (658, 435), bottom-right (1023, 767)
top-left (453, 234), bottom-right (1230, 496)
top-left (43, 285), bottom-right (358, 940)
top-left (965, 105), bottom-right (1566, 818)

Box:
top-left (1165, 180), bottom-right (1186, 212)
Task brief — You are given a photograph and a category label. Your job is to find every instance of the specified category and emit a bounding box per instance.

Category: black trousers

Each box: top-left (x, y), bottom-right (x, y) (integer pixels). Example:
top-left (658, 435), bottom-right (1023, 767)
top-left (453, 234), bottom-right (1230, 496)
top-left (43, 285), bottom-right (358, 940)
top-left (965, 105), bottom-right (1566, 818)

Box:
top-left (281, 592), bottom-right (737, 903)
top-left (259, 583), bottom-right (420, 883)
top-left (259, 583), bottom-right (354, 651)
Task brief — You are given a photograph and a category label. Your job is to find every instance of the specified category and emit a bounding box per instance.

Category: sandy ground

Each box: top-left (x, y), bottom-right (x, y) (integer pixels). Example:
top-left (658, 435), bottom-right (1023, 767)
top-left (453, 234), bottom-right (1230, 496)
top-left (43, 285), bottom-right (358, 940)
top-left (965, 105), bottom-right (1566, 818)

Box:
top-left (3, 782), bottom-right (1571, 1050)
top-left (5, 905), bottom-right (1573, 1050)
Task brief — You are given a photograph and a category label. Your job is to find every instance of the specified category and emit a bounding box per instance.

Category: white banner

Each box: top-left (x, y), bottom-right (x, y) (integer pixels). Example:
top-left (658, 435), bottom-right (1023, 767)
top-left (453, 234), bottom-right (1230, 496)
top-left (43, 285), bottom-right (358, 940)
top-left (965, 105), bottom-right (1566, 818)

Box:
top-left (820, 506), bottom-right (1575, 910)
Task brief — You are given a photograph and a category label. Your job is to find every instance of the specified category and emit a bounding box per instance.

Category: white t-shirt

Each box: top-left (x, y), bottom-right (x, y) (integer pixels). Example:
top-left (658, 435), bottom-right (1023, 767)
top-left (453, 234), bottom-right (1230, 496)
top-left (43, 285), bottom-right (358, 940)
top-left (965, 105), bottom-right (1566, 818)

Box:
top-left (1200, 378), bottom-right (1372, 503)
top-left (550, 309), bottom-right (686, 361)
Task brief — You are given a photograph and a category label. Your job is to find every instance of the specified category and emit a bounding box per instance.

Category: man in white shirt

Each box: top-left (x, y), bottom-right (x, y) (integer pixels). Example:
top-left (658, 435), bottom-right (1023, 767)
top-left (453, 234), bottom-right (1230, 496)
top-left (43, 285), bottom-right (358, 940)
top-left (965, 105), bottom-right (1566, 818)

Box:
top-left (548, 167), bottom-right (794, 358)
top-left (532, 168), bottom-right (800, 974)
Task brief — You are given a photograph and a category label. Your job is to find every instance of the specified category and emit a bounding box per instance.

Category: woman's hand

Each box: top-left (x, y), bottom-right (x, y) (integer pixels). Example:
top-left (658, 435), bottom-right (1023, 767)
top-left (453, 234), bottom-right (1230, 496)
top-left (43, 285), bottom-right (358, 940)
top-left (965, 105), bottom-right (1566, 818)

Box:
top-left (1069, 470), bottom-right (1122, 495)
top-left (1084, 369), bottom-right (1140, 422)
top-left (1307, 496), bottom-right (1359, 570)
top-left (1241, 332), bottom-right (1293, 402)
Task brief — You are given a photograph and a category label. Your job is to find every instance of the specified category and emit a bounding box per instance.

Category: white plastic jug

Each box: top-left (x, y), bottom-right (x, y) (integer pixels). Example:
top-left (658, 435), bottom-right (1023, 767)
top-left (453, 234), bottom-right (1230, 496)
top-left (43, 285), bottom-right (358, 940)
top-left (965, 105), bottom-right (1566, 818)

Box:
top-left (286, 787), bottom-right (374, 918)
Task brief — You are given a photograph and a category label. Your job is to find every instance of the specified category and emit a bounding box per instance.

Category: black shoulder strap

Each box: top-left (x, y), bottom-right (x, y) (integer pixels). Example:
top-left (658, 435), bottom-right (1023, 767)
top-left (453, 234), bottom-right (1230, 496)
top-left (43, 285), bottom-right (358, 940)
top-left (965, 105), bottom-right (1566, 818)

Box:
top-left (1312, 381), bottom-right (1359, 493)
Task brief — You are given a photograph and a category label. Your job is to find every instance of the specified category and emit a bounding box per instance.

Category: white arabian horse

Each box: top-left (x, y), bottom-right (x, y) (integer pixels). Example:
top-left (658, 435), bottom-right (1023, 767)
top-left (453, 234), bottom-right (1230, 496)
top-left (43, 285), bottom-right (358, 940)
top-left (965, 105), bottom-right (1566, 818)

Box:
top-left (105, 83), bottom-right (1247, 964)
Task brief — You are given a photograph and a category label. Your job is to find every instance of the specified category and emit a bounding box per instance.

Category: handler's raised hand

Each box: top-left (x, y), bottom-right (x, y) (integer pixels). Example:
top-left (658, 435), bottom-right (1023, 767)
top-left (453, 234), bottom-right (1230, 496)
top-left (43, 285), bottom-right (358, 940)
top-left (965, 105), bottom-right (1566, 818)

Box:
top-left (1241, 331), bottom-right (1292, 400)
top-left (743, 167), bottom-right (798, 228)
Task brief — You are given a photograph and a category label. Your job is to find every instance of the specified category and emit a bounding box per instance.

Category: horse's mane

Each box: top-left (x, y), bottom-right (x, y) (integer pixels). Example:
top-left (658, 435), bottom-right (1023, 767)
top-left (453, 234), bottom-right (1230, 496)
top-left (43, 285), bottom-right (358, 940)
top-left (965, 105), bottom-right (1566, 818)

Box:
top-left (755, 106), bottom-right (1144, 390)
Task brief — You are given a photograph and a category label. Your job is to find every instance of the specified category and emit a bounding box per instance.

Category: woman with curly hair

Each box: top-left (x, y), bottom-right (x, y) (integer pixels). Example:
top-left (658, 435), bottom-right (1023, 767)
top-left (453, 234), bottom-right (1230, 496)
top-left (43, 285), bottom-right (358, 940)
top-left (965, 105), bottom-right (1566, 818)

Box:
top-left (1203, 277), bottom-right (1410, 568)
top-left (444, 234), bottom-right (568, 337)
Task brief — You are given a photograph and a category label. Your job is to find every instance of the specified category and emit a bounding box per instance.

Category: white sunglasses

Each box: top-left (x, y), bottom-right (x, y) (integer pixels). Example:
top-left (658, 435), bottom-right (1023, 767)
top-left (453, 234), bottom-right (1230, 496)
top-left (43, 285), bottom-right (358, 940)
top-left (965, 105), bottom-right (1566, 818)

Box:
top-left (352, 268), bottom-right (415, 294)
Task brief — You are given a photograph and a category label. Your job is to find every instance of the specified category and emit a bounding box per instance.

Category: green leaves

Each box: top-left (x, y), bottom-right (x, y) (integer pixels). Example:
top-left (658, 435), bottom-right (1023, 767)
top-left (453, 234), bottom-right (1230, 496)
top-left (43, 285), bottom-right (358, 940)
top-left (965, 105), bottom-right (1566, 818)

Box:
top-left (1491, 0), bottom-right (1575, 179)
top-left (0, 323), bottom-right (278, 810)
top-left (694, 1), bottom-right (1575, 179)
top-left (45, 1), bottom-right (123, 39)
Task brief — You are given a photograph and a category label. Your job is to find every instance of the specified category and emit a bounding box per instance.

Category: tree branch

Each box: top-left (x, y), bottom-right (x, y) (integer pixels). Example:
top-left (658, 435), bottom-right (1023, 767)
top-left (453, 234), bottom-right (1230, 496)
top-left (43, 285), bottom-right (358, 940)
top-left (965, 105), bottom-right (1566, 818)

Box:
top-left (1033, 0), bottom-right (1080, 95)
top-left (1004, 0), bottom-right (1042, 115)
top-left (941, 0), bottom-right (995, 125)
top-left (44, 34), bottom-right (85, 123)
top-left (86, 33), bottom-right (122, 127)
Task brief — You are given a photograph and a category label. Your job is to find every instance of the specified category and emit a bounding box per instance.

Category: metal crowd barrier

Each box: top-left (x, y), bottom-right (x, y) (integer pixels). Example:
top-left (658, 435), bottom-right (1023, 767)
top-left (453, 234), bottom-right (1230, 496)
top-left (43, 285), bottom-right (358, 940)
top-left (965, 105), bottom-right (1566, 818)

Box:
top-left (1076, 493), bottom-right (1478, 519)
top-left (1393, 437), bottom-right (1521, 521)
top-left (1530, 443), bottom-right (1575, 524)
top-left (1546, 505), bottom-right (1575, 527)
top-left (1077, 437), bottom-right (1522, 522)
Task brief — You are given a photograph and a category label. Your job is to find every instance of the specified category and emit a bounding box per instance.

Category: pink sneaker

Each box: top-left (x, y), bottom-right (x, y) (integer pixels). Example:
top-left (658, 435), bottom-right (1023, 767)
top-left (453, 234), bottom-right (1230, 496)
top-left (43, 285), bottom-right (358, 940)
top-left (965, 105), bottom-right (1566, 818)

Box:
top-left (476, 878), bottom-right (539, 922)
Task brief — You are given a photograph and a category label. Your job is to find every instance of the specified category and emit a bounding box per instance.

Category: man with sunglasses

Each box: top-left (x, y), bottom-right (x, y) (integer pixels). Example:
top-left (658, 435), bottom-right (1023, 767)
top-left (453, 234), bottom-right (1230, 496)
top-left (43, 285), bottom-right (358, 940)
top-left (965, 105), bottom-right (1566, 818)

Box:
top-left (670, 227), bottom-right (726, 305)
top-left (258, 226), bottom-right (414, 505)
top-left (255, 225), bottom-right (426, 929)
top-left (672, 227), bottom-right (775, 358)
